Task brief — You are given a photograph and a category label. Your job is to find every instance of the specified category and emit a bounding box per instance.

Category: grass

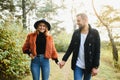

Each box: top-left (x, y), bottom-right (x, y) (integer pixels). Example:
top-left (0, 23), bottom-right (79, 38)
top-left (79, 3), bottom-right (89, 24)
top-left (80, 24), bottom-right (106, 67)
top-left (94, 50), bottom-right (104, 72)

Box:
top-left (23, 49), bottom-right (120, 80)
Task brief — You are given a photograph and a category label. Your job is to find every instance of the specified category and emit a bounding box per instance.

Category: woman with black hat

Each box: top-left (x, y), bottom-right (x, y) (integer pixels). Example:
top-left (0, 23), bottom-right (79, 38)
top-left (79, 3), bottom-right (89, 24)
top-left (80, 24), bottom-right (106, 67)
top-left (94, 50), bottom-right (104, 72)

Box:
top-left (22, 19), bottom-right (59, 80)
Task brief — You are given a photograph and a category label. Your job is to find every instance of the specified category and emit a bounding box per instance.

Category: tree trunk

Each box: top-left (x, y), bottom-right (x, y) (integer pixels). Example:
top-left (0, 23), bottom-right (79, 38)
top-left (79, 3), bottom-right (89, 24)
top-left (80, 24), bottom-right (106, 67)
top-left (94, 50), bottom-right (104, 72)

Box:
top-left (92, 0), bottom-right (118, 66)
top-left (71, 0), bottom-right (76, 31)
top-left (22, 0), bottom-right (27, 29)
top-left (10, 0), bottom-right (14, 12)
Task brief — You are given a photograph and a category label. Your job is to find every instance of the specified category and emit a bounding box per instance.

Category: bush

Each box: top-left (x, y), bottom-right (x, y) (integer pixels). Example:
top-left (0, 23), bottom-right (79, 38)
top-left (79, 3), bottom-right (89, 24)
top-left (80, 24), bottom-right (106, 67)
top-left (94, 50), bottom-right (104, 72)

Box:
top-left (54, 31), bottom-right (72, 52)
top-left (0, 23), bottom-right (30, 80)
top-left (101, 41), bottom-right (120, 70)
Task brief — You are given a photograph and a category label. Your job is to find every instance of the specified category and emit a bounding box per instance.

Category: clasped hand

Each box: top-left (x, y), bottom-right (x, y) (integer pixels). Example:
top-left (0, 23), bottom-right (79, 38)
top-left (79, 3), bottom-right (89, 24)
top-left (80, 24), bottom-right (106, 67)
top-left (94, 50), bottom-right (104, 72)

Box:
top-left (57, 61), bottom-right (66, 69)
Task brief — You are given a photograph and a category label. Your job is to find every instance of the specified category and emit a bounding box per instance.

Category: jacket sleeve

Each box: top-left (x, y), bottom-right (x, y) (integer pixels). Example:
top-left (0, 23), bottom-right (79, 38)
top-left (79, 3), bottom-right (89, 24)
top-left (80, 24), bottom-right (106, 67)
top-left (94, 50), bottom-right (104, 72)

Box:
top-left (62, 31), bottom-right (76, 61)
top-left (93, 30), bottom-right (100, 68)
top-left (22, 34), bottom-right (31, 55)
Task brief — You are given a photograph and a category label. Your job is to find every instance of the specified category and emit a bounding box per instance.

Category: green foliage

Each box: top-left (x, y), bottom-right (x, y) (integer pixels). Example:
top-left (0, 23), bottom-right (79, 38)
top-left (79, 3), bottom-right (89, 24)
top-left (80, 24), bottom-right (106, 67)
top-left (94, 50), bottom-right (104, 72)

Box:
top-left (101, 41), bottom-right (120, 70)
top-left (95, 5), bottom-right (120, 27)
top-left (0, 0), bottom-right (15, 12)
top-left (50, 21), bottom-right (65, 36)
top-left (0, 22), bottom-right (30, 80)
top-left (54, 31), bottom-right (72, 52)
top-left (35, 0), bottom-right (65, 36)
top-left (36, 0), bottom-right (64, 18)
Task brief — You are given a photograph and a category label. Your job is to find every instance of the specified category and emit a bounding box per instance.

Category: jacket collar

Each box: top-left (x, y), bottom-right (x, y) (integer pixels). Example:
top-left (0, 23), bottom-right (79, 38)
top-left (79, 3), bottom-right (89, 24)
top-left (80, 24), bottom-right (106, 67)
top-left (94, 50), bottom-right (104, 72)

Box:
top-left (84, 24), bottom-right (93, 46)
top-left (79, 24), bottom-right (92, 33)
top-left (77, 24), bottom-right (93, 45)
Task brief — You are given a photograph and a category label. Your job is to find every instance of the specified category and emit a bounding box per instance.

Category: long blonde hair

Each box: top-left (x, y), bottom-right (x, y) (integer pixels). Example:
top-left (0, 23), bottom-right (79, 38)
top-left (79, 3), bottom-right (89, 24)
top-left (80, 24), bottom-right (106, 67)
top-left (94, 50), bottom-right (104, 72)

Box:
top-left (44, 28), bottom-right (49, 36)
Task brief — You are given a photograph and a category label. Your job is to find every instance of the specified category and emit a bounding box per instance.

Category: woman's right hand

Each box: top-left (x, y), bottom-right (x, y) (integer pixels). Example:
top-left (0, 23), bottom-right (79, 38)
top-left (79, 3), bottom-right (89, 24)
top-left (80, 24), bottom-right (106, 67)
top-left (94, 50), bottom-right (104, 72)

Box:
top-left (30, 54), bottom-right (35, 59)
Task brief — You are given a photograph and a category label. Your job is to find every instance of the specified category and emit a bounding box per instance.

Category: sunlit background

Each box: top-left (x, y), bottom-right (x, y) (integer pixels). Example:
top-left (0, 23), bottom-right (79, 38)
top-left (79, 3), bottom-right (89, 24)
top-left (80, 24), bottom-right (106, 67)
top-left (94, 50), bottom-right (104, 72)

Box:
top-left (24, 0), bottom-right (120, 41)
top-left (0, 0), bottom-right (120, 80)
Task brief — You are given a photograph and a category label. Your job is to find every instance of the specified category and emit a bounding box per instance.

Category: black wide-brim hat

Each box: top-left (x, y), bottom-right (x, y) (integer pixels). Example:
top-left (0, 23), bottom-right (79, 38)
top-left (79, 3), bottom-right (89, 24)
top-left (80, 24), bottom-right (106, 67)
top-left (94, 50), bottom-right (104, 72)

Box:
top-left (34, 19), bottom-right (51, 30)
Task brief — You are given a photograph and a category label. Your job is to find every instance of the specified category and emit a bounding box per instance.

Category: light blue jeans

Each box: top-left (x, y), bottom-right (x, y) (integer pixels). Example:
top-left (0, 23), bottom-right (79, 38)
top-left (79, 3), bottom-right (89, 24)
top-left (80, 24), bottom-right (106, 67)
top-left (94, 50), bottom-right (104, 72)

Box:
top-left (74, 66), bottom-right (91, 80)
top-left (30, 55), bottom-right (50, 80)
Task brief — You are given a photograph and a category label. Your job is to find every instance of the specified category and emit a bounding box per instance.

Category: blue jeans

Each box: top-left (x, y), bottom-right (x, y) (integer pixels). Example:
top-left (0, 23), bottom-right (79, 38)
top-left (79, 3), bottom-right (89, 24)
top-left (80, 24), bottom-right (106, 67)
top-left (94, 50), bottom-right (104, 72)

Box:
top-left (30, 55), bottom-right (50, 80)
top-left (74, 66), bottom-right (91, 80)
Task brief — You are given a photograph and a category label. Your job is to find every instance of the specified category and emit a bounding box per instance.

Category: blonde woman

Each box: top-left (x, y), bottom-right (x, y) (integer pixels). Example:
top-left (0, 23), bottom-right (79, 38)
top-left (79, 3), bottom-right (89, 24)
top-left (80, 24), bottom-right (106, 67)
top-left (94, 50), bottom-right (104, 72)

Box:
top-left (22, 19), bottom-right (59, 80)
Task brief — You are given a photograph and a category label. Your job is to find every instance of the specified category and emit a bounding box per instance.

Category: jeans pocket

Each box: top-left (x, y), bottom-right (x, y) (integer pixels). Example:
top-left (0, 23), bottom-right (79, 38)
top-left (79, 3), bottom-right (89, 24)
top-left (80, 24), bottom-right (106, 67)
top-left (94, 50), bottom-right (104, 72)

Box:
top-left (31, 56), bottom-right (38, 64)
top-left (31, 56), bottom-right (36, 60)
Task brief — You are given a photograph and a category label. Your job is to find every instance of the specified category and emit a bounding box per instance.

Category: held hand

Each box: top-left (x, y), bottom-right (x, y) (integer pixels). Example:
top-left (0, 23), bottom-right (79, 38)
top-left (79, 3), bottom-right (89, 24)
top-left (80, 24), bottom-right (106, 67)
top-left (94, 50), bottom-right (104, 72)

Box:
top-left (57, 62), bottom-right (61, 68)
top-left (91, 68), bottom-right (99, 76)
top-left (59, 61), bottom-right (66, 69)
top-left (30, 54), bottom-right (35, 59)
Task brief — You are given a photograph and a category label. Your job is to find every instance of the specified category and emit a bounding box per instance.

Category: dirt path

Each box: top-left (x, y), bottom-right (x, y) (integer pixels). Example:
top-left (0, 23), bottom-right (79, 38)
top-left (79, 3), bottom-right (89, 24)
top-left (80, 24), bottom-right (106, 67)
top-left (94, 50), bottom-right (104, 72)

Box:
top-left (23, 53), bottom-right (120, 80)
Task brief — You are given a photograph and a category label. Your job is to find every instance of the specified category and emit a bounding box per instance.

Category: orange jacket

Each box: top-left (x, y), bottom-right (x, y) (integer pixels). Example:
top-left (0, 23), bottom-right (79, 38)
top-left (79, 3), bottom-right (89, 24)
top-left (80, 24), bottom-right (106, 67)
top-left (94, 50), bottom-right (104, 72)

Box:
top-left (22, 31), bottom-right (58, 59)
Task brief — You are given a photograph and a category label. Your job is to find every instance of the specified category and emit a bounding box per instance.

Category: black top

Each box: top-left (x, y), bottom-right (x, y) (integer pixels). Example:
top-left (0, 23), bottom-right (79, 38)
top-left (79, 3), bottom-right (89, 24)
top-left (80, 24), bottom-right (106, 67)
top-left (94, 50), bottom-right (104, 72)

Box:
top-left (35, 32), bottom-right (59, 64)
top-left (36, 32), bottom-right (46, 55)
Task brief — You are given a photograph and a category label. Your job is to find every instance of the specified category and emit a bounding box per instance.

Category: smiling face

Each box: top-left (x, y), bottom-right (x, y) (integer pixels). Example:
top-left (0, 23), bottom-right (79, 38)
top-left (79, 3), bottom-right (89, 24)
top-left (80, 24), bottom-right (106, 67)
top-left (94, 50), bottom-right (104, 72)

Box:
top-left (77, 16), bottom-right (85, 28)
top-left (36, 22), bottom-right (47, 33)
top-left (76, 13), bottom-right (88, 29)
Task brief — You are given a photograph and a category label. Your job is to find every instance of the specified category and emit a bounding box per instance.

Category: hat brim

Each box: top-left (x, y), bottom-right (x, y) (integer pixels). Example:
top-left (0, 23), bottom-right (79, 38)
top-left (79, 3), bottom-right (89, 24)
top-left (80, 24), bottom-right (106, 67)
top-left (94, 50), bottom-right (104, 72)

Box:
top-left (34, 20), bottom-right (51, 30)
